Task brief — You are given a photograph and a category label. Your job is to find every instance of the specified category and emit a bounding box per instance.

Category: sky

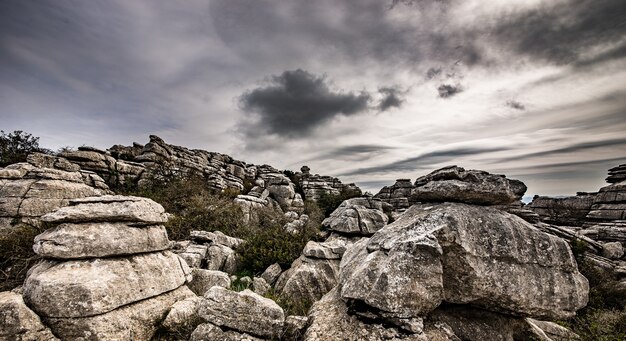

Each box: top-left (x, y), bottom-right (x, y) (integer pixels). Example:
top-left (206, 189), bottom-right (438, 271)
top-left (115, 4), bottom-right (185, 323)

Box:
top-left (1, 0), bottom-right (625, 199)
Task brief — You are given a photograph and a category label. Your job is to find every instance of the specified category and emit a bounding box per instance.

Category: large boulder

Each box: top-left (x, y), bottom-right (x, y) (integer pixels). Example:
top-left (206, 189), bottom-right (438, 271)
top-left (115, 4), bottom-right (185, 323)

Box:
top-left (188, 269), bottom-right (231, 296)
top-left (410, 166), bottom-right (527, 205)
top-left (197, 287), bottom-right (285, 339)
top-left (23, 251), bottom-right (189, 318)
top-left (275, 255), bottom-right (340, 303)
top-left (322, 197), bottom-right (389, 235)
top-left (32, 222), bottom-right (169, 259)
top-left (340, 203), bottom-right (588, 321)
top-left (0, 291), bottom-right (58, 341)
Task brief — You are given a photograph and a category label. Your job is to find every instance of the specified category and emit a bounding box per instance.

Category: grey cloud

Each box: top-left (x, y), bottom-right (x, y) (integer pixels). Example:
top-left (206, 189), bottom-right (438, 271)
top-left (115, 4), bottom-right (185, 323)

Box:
top-left (506, 101), bottom-right (525, 110)
top-left (238, 69), bottom-right (371, 137)
top-left (437, 84), bottom-right (463, 98)
top-left (498, 138), bottom-right (626, 164)
top-left (341, 146), bottom-right (509, 176)
top-left (377, 87), bottom-right (404, 111)
top-left (527, 157), bottom-right (626, 170)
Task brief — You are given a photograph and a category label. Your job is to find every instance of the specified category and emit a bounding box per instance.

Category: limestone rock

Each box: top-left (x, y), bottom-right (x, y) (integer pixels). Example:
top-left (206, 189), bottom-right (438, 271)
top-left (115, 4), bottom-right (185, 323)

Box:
top-left (33, 223), bottom-right (169, 259)
top-left (188, 269), bottom-right (231, 296)
top-left (162, 296), bottom-right (204, 334)
top-left (261, 263), bottom-right (283, 285)
top-left (197, 287), bottom-right (285, 338)
top-left (275, 255), bottom-right (340, 303)
top-left (44, 285), bottom-right (194, 341)
top-left (24, 251), bottom-right (188, 318)
top-left (374, 179), bottom-right (414, 211)
top-left (206, 244), bottom-right (238, 274)
top-left (342, 203), bottom-right (589, 320)
top-left (528, 193), bottom-right (595, 226)
top-left (40, 195), bottom-right (167, 224)
top-left (0, 291), bottom-right (58, 341)
top-left (190, 230), bottom-right (244, 249)
top-left (302, 240), bottom-right (348, 259)
top-left (526, 318), bottom-right (581, 341)
top-left (607, 164), bottom-right (626, 183)
top-left (322, 197), bottom-right (389, 235)
top-left (602, 241), bottom-right (624, 259)
top-left (411, 166), bottom-right (527, 205)
top-left (190, 323), bottom-right (264, 341)
top-left (252, 277), bottom-right (271, 296)
top-left (283, 315), bottom-right (309, 341)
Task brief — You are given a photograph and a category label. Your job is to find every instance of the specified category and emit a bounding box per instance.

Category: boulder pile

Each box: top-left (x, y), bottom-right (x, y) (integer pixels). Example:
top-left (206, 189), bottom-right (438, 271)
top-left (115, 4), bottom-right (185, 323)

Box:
top-left (21, 195), bottom-right (195, 340)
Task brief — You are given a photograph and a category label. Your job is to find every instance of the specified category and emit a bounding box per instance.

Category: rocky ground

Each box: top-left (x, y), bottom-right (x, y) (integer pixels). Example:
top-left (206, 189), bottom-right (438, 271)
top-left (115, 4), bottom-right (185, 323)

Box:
top-left (1, 139), bottom-right (625, 340)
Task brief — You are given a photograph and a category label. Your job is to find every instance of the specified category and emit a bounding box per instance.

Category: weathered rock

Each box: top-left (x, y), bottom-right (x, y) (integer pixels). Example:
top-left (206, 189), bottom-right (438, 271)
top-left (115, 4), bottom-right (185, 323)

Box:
top-left (296, 167), bottom-right (362, 202)
top-left (40, 195), bottom-right (167, 224)
top-left (584, 180), bottom-right (626, 227)
top-left (304, 287), bottom-right (424, 341)
top-left (197, 287), bottom-right (285, 338)
top-left (411, 166), bottom-right (527, 205)
top-left (528, 193), bottom-right (595, 226)
top-left (341, 203), bottom-right (589, 320)
top-left (322, 197), bottom-right (389, 235)
top-left (0, 291), bottom-right (58, 341)
top-left (602, 241), bottom-right (624, 259)
top-left (283, 315), bottom-right (308, 340)
top-left (374, 179), bottom-right (414, 211)
top-left (24, 251), bottom-right (189, 318)
top-left (526, 318), bottom-right (581, 341)
top-left (162, 296), bottom-right (204, 334)
top-left (190, 230), bottom-right (244, 249)
top-left (206, 244), bottom-right (238, 274)
top-left (260, 263), bottom-right (283, 285)
top-left (252, 277), bottom-right (271, 296)
top-left (44, 285), bottom-right (194, 341)
top-left (302, 240), bottom-right (348, 259)
top-left (188, 269), bottom-right (231, 296)
top-left (32, 223), bottom-right (169, 259)
top-left (607, 164), bottom-right (626, 183)
top-left (275, 255), bottom-right (340, 303)
top-left (190, 323), bottom-right (264, 341)
top-left (234, 195), bottom-right (268, 223)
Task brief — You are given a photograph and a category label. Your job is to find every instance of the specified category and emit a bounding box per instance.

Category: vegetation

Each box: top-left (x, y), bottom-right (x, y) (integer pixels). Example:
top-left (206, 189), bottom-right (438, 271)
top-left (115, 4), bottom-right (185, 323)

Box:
top-left (316, 188), bottom-right (360, 217)
top-left (0, 130), bottom-right (49, 167)
top-left (564, 239), bottom-right (626, 341)
top-left (0, 223), bottom-right (44, 291)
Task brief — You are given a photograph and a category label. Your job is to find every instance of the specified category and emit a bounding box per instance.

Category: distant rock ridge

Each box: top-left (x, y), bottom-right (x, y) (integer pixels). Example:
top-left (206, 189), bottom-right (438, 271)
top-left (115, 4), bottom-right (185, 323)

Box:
top-left (528, 192), bottom-right (597, 227)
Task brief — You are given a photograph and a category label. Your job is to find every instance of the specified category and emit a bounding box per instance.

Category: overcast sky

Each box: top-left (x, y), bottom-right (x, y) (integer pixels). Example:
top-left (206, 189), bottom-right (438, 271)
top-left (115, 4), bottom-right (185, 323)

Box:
top-left (1, 0), bottom-right (625, 199)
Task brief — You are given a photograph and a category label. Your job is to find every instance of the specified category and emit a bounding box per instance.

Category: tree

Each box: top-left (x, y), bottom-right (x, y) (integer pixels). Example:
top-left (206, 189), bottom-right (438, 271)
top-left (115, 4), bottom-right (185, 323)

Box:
top-left (0, 130), bottom-right (44, 167)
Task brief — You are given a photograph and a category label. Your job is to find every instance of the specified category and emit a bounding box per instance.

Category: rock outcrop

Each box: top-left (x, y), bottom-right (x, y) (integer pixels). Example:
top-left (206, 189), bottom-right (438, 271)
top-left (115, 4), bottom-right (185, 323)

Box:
top-left (0, 153), bottom-right (109, 232)
top-left (22, 195), bottom-right (194, 340)
top-left (374, 178), bottom-right (414, 211)
top-left (528, 193), bottom-right (596, 226)
top-left (607, 164), bottom-right (626, 183)
top-left (0, 291), bottom-right (58, 341)
top-left (173, 230), bottom-right (244, 274)
top-left (321, 197), bottom-right (391, 235)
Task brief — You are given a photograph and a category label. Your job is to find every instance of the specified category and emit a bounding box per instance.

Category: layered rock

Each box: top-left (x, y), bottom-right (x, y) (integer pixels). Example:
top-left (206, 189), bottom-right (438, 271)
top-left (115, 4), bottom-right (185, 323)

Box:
top-left (322, 197), bottom-right (391, 235)
top-left (607, 164), bottom-right (626, 183)
top-left (339, 203), bottom-right (589, 323)
top-left (374, 178), bottom-right (414, 211)
top-left (22, 195), bottom-right (194, 340)
top-left (0, 291), bottom-right (58, 341)
top-left (584, 181), bottom-right (626, 228)
top-left (528, 193), bottom-right (596, 226)
top-left (0, 153), bottom-right (109, 231)
top-left (294, 165), bottom-right (362, 202)
top-left (174, 230), bottom-right (244, 274)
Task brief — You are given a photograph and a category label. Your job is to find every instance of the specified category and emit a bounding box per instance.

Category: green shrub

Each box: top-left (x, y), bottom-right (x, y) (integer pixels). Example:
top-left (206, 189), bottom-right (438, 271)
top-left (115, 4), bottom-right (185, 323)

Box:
top-left (264, 288), bottom-right (313, 317)
top-left (0, 130), bottom-right (50, 167)
top-left (0, 224), bottom-right (43, 291)
top-left (569, 309), bottom-right (626, 341)
top-left (316, 188), bottom-right (360, 217)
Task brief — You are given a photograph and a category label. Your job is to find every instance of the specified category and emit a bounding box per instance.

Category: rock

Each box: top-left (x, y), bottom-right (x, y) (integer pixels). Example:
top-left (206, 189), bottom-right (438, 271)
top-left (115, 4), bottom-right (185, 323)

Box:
top-left (302, 240), bottom-right (348, 259)
top-left (24, 251), bottom-right (189, 318)
top-left (32, 223), bottom-right (169, 259)
top-left (322, 197), bottom-right (389, 235)
top-left (607, 164), bottom-right (626, 183)
top-left (197, 287), bottom-right (285, 339)
top-left (188, 269), bottom-right (231, 296)
top-left (303, 287), bottom-right (424, 341)
top-left (206, 244), bottom-right (238, 274)
top-left (410, 166), bottom-right (527, 205)
top-left (190, 323), bottom-right (264, 341)
top-left (602, 241), bottom-right (624, 259)
top-left (252, 277), bottom-right (271, 296)
top-left (162, 296), bottom-right (204, 334)
top-left (526, 318), bottom-right (581, 341)
top-left (234, 195), bottom-right (268, 223)
top-left (275, 255), bottom-right (340, 303)
top-left (41, 195), bottom-right (167, 224)
top-left (584, 179), bottom-right (626, 227)
top-left (267, 176), bottom-right (296, 208)
top-left (0, 291), bottom-right (58, 341)
top-left (261, 263), bottom-right (282, 285)
top-left (44, 285), bottom-right (194, 341)
top-left (283, 315), bottom-right (308, 340)
top-left (297, 168), bottom-right (362, 202)
top-left (528, 193), bottom-right (595, 226)
top-left (341, 203), bottom-right (589, 321)
top-left (190, 230), bottom-right (244, 249)
top-left (374, 179), bottom-right (414, 211)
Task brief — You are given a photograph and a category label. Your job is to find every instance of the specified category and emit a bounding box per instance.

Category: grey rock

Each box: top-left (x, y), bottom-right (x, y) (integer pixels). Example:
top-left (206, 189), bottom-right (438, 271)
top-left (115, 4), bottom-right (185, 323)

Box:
top-left (260, 263), bottom-right (282, 285)
top-left (41, 195), bottom-right (167, 224)
top-left (0, 291), bottom-right (59, 341)
top-left (252, 277), bottom-right (271, 296)
top-left (190, 323), bottom-right (264, 341)
top-left (188, 269), bottom-right (231, 296)
top-left (526, 318), bottom-right (581, 341)
top-left (44, 285), bottom-right (194, 341)
top-left (24, 251), bottom-right (188, 318)
top-left (33, 223), bottom-right (169, 259)
top-left (322, 197), bottom-right (389, 235)
top-left (190, 230), bottom-right (244, 249)
top-left (275, 255), bottom-right (340, 303)
top-left (302, 240), bottom-right (347, 259)
top-left (411, 166), bottom-right (527, 205)
top-left (283, 315), bottom-right (308, 341)
top-left (602, 241), bottom-right (624, 259)
top-left (197, 287), bottom-right (285, 338)
top-left (162, 296), bottom-right (204, 334)
top-left (206, 244), bottom-right (238, 274)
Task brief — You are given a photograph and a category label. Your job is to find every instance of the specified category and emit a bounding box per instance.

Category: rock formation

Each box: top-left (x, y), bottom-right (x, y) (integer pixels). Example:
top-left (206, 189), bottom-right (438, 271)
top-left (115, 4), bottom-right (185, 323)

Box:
top-left (528, 193), bottom-right (596, 226)
top-left (21, 195), bottom-right (194, 340)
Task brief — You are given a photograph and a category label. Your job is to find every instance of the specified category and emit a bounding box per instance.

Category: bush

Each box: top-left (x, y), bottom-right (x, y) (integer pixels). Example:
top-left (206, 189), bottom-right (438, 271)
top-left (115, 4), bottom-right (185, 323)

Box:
top-left (0, 130), bottom-right (49, 167)
top-left (0, 224), bottom-right (44, 291)
top-left (316, 188), bottom-right (361, 217)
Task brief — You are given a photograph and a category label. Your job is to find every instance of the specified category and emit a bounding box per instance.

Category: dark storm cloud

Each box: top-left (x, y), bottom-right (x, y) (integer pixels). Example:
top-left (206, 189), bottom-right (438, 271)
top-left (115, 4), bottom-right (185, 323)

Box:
top-left (492, 0), bottom-right (626, 66)
top-left (377, 87), bottom-right (404, 111)
top-left (506, 101), bottom-right (525, 110)
top-left (437, 84), bottom-right (463, 98)
top-left (238, 69), bottom-right (371, 136)
top-left (498, 138), bottom-right (626, 163)
top-left (341, 146), bottom-right (508, 176)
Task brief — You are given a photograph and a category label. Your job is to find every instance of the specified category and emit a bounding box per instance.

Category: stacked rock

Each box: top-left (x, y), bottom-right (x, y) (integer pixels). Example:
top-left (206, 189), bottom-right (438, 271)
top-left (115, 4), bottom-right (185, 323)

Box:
top-left (607, 164), bottom-right (626, 183)
top-left (374, 178), bottom-right (414, 211)
top-left (22, 195), bottom-right (194, 340)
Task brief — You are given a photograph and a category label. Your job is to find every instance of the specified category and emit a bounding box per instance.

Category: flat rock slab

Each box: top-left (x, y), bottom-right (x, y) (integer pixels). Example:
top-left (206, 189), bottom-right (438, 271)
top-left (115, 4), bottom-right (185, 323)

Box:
top-left (41, 196), bottom-right (167, 224)
top-left (197, 287), bottom-right (285, 338)
top-left (24, 251), bottom-right (188, 318)
top-left (45, 285), bottom-right (195, 341)
top-left (33, 223), bottom-right (170, 259)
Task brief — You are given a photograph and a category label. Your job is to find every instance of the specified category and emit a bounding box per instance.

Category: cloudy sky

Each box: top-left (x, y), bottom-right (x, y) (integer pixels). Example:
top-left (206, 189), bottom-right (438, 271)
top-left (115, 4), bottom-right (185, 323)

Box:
top-left (1, 0), bottom-right (625, 199)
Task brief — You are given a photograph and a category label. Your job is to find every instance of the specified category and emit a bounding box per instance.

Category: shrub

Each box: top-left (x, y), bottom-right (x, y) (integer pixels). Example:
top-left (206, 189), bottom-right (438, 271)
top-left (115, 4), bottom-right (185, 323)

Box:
top-left (316, 188), bottom-right (360, 217)
top-left (0, 130), bottom-right (49, 167)
top-left (0, 224), bottom-right (43, 291)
